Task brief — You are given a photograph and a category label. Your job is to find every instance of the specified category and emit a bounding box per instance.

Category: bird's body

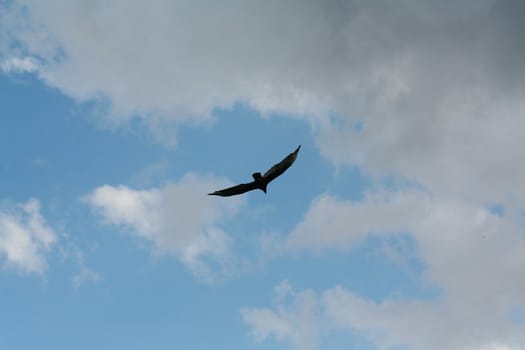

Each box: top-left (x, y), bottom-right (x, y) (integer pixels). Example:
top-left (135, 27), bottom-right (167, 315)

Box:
top-left (208, 145), bottom-right (301, 197)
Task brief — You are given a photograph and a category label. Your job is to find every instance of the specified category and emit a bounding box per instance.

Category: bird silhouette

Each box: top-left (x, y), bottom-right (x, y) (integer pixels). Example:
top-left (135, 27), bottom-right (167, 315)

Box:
top-left (208, 145), bottom-right (301, 197)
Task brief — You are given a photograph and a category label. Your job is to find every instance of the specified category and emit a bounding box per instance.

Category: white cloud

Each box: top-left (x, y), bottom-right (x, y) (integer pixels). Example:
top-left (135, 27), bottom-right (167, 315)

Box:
top-left (85, 173), bottom-right (242, 281)
top-left (0, 198), bottom-right (58, 274)
top-left (286, 192), bottom-right (422, 251)
top-left (282, 190), bottom-right (525, 349)
top-left (241, 282), bottom-right (319, 350)
top-left (322, 286), bottom-right (525, 350)
top-left (1, 0), bottom-right (343, 120)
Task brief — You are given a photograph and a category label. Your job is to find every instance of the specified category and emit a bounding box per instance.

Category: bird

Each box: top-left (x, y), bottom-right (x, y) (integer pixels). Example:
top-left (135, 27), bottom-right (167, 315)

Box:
top-left (208, 145), bottom-right (301, 197)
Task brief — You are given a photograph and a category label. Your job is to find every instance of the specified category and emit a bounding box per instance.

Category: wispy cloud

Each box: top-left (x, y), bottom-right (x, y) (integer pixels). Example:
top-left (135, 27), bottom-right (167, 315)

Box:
top-left (67, 244), bottom-right (103, 289)
top-left (72, 267), bottom-right (102, 288)
top-left (1, 57), bottom-right (39, 74)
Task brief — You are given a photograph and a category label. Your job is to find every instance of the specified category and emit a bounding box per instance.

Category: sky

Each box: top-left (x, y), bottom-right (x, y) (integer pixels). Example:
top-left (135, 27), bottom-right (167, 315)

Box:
top-left (1, 0), bottom-right (525, 349)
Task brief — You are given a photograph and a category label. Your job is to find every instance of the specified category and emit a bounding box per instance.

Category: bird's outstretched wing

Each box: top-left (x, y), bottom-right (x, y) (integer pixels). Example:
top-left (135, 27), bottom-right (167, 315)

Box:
top-left (208, 181), bottom-right (258, 197)
top-left (262, 145), bottom-right (301, 183)
top-left (209, 145), bottom-right (301, 197)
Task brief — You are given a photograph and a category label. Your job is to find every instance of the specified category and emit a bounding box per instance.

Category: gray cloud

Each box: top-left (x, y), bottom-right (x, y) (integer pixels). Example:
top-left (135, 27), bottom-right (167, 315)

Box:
top-left (2, 0), bottom-right (524, 205)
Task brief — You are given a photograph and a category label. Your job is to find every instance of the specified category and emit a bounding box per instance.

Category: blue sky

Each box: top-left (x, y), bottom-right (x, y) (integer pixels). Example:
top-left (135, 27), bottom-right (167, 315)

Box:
top-left (1, 1), bottom-right (525, 350)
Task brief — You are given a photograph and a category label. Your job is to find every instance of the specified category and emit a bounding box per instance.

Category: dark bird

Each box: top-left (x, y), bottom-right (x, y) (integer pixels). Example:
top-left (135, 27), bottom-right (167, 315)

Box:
top-left (209, 145), bottom-right (301, 197)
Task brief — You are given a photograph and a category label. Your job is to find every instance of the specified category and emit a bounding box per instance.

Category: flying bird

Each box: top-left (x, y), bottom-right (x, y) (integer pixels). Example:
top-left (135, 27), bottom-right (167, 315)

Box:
top-left (209, 145), bottom-right (301, 197)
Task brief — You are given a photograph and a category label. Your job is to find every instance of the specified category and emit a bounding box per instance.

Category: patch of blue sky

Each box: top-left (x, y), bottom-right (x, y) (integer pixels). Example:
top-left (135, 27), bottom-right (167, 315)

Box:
top-left (509, 305), bottom-right (525, 325)
top-left (487, 204), bottom-right (505, 217)
top-left (0, 235), bottom-right (254, 350)
top-left (0, 75), bottom-right (170, 200)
